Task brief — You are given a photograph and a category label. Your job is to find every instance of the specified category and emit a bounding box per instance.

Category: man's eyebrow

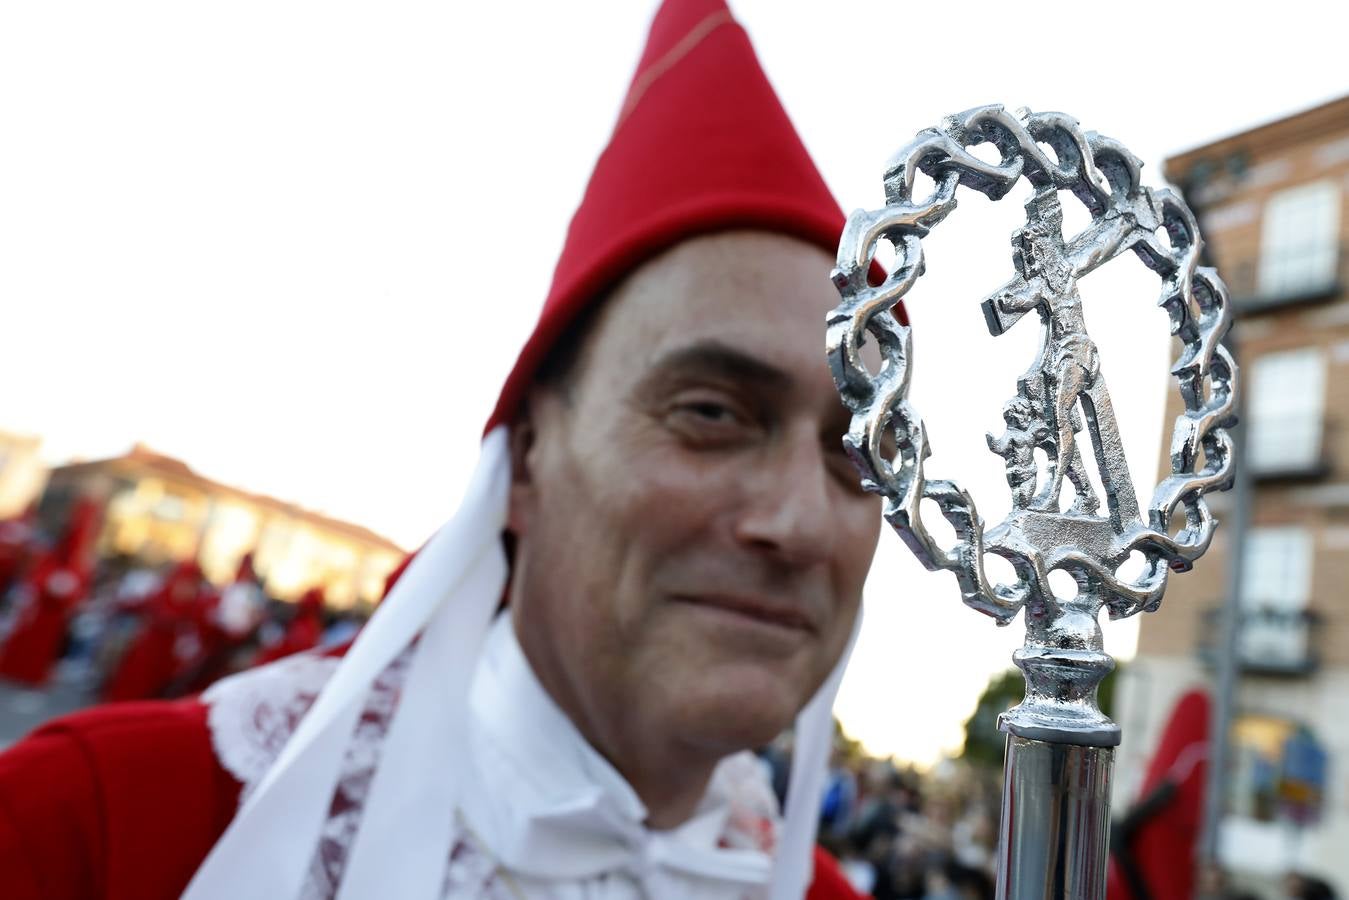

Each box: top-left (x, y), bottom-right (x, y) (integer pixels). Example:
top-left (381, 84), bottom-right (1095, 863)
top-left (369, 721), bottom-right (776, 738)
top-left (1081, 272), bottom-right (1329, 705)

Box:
top-left (642, 340), bottom-right (794, 389)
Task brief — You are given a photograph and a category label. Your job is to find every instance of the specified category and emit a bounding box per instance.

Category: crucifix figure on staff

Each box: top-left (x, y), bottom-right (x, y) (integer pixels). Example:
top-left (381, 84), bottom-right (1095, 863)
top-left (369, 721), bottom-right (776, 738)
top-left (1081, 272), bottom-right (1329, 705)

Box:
top-left (984, 188), bottom-right (1141, 531)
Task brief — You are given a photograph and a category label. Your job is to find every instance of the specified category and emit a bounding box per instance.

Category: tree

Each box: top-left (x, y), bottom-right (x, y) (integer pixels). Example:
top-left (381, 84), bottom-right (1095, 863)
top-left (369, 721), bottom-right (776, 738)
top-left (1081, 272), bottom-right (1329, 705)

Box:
top-left (961, 668), bottom-right (1025, 768)
top-left (960, 665), bottom-right (1119, 768)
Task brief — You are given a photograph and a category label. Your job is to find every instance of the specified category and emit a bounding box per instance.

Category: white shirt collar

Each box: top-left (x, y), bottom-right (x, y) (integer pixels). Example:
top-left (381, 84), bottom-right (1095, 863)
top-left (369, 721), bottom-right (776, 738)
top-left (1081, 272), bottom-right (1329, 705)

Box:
top-left (459, 614), bottom-right (776, 889)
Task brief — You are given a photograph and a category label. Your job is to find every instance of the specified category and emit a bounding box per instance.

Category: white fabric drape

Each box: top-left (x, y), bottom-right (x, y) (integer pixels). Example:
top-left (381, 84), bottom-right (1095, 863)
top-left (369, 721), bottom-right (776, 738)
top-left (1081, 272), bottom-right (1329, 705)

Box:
top-left (768, 613), bottom-right (859, 900)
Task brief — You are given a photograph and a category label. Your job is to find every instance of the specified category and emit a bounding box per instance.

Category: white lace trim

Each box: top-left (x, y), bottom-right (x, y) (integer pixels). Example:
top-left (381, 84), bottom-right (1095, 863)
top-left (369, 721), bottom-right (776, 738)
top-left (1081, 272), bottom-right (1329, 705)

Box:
top-left (203, 651), bottom-right (779, 899)
top-left (205, 649), bottom-right (414, 896)
top-left (710, 753), bottom-right (781, 855)
top-left (203, 652), bottom-right (342, 802)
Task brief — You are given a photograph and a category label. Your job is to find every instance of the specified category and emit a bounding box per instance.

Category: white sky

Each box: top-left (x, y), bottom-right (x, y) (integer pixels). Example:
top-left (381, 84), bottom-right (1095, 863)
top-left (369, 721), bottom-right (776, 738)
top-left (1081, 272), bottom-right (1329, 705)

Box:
top-left (2, 1), bottom-right (1345, 765)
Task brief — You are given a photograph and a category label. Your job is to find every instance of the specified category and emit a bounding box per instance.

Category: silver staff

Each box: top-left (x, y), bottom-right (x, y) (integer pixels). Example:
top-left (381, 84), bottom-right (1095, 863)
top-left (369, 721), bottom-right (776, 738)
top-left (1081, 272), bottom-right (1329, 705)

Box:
top-left (827, 105), bottom-right (1236, 900)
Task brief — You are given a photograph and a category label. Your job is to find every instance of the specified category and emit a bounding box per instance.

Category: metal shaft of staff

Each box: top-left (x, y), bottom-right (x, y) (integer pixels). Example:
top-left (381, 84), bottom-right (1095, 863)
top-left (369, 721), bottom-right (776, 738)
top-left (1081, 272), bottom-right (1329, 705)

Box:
top-left (997, 737), bottom-right (1114, 900)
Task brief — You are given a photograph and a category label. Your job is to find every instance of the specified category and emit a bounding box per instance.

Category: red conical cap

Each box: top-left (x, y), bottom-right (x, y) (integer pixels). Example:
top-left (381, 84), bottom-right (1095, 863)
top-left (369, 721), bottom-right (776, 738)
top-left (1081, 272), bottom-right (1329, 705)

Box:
top-left (234, 551), bottom-right (256, 584)
top-left (56, 497), bottom-right (102, 573)
top-left (487, 0), bottom-right (858, 431)
top-left (298, 586), bottom-right (326, 616)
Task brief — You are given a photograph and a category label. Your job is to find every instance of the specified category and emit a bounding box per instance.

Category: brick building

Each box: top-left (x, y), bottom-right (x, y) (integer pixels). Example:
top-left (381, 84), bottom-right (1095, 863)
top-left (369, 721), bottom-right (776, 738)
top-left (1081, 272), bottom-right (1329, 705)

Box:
top-left (43, 444), bottom-right (404, 609)
top-left (1115, 96), bottom-right (1349, 886)
top-left (0, 430), bottom-right (46, 518)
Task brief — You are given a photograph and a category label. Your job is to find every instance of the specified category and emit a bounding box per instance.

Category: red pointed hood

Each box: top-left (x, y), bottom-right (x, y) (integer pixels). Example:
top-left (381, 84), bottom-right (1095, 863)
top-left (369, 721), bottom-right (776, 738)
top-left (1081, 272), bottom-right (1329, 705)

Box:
top-left (233, 551), bottom-right (256, 585)
top-left (487, 0), bottom-right (864, 431)
top-left (164, 559), bottom-right (204, 604)
top-left (297, 586), bottom-right (326, 617)
top-left (54, 497), bottom-right (102, 573)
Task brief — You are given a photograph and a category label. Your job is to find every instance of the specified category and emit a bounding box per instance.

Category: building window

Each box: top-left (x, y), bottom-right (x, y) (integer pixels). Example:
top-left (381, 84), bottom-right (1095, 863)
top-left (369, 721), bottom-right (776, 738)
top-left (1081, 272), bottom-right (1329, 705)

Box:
top-left (1238, 526), bottom-right (1313, 668)
top-left (154, 494), bottom-right (186, 522)
top-left (1258, 180), bottom-right (1341, 299)
top-left (200, 502), bottom-right (261, 584)
top-left (1247, 348), bottom-right (1325, 474)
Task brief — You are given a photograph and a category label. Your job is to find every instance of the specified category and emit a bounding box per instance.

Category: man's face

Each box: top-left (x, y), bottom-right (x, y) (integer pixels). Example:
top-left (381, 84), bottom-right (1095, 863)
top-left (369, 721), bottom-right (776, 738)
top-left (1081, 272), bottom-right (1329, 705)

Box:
top-left (509, 230), bottom-right (882, 757)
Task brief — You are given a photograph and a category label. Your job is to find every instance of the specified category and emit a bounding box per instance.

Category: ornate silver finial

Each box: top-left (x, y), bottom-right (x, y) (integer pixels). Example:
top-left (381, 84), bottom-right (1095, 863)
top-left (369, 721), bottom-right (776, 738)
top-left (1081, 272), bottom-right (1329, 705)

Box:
top-left (827, 105), bottom-right (1237, 746)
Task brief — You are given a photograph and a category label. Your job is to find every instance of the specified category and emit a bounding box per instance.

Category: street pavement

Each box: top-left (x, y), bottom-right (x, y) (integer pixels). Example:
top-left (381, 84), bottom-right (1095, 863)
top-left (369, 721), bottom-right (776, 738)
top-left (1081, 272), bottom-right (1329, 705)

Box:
top-left (0, 663), bottom-right (97, 750)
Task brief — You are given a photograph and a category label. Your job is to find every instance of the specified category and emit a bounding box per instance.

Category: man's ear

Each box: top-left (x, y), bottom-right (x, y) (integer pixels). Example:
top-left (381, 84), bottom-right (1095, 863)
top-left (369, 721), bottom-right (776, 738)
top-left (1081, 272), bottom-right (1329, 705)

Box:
top-left (507, 398), bottom-right (541, 536)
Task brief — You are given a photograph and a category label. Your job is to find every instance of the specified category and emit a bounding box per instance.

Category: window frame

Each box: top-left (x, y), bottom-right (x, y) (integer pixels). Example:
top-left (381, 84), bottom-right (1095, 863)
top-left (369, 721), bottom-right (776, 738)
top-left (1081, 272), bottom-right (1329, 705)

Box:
top-left (1246, 346), bottom-right (1326, 476)
top-left (1257, 179), bottom-right (1342, 301)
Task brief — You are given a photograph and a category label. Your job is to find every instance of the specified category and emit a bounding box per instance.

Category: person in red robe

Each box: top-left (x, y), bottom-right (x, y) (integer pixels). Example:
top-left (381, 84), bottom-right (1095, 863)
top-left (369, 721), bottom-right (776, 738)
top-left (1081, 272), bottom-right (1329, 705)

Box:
top-left (0, 497), bottom-right (101, 687)
top-left (177, 551), bottom-right (267, 692)
top-left (0, 503), bottom-right (37, 598)
top-left (0, 2), bottom-right (891, 896)
top-left (99, 559), bottom-right (211, 702)
top-left (1108, 689), bottom-right (1210, 900)
top-left (252, 584), bottom-right (325, 666)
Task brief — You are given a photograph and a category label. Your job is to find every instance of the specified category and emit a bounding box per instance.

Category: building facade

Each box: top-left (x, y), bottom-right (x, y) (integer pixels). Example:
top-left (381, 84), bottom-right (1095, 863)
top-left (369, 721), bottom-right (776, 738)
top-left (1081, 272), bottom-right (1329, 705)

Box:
top-left (0, 430), bottom-right (46, 518)
top-left (1115, 96), bottom-right (1349, 887)
top-left (43, 444), bottom-right (404, 609)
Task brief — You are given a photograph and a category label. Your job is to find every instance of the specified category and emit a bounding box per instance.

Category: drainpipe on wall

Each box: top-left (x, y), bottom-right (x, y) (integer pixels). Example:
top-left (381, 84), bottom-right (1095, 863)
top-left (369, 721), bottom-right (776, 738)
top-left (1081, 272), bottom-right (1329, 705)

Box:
top-left (1176, 167), bottom-right (1252, 878)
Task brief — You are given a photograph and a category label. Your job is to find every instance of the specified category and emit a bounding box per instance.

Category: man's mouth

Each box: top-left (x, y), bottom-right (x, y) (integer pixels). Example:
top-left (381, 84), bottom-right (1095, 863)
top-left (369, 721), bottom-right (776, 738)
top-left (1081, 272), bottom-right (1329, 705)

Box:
top-left (672, 593), bottom-right (818, 634)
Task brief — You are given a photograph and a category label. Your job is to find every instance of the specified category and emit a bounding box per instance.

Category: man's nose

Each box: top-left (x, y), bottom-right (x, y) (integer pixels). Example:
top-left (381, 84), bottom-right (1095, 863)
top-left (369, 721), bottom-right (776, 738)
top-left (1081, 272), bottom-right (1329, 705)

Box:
top-left (731, 428), bottom-right (837, 566)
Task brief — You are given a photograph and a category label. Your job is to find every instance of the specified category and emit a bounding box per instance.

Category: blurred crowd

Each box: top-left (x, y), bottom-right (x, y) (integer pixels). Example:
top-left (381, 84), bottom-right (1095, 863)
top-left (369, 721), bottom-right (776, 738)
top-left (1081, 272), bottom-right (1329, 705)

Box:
top-left (762, 737), bottom-right (1342, 900)
top-left (763, 737), bottom-right (1000, 900)
top-left (0, 500), bottom-right (366, 709)
top-left (1197, 869), bottom-right (1341, 900)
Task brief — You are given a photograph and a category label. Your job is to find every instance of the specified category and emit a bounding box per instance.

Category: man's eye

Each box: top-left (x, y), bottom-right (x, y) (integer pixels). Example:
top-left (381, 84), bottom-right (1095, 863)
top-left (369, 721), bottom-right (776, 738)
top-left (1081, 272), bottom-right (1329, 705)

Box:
top-left (682, 401), bottom-right (737, 422)
top-left (662, 393), bottom-right (759, 443)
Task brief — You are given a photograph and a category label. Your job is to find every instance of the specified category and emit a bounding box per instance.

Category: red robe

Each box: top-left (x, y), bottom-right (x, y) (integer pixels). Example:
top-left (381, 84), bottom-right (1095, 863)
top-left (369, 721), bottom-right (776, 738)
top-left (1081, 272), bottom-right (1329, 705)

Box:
top-left (179, 554), bottom-right (266, 693)
top-left (0, 561), bottom-right (88, 686)
top-left (0, 697), bottom-right (865, 899)
top-left (0, 499), bottom-right (100, 687)
top-left (253, 587), bottom-right (324, 666)
top-left (0, 513), bottom-right (33, 593)
top-left (1108, 690), bottom-right (1209, 900)
top-left (175, 594), bottom-right (236, 694)
top-left (101, 564), bottom-right (208, 702)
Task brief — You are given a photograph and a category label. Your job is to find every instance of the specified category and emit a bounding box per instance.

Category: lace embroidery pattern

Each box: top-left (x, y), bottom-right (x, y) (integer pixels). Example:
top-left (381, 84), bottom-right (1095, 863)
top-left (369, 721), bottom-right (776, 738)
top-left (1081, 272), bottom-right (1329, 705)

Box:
top-left (204, 651), bottom-right (779, 898)
top-left (204, 649), bottom-right (413, 897)
top-left (711, 753), bottom-right (778, 855)
top-left (203, 651), bottom-right (342, 800)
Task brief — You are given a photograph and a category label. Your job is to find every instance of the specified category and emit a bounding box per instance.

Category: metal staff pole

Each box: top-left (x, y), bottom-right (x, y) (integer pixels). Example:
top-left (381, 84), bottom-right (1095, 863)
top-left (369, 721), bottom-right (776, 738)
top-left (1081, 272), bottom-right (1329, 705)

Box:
top-left (827, 105), bottom-right (1237, 899)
